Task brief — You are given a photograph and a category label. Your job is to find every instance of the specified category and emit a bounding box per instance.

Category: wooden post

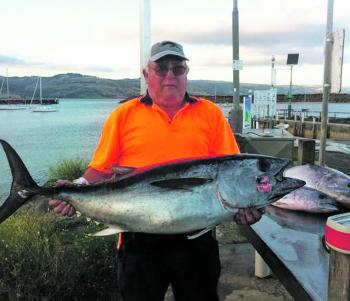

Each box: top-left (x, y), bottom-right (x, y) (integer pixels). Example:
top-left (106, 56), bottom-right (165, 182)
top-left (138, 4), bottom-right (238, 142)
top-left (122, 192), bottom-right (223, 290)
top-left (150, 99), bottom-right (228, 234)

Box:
top-left (298, 139), bottom-right (315, 165)
top-left (327, 124), bottom-right (331, 139)
top-left (328, 250), bottom-right (350, 300)
top-left (300, 122), bottom-right (305, 138)
top-left (293, 121), bottom-right (298, 136)
top-left (312, 117), bottom-right (317, 139)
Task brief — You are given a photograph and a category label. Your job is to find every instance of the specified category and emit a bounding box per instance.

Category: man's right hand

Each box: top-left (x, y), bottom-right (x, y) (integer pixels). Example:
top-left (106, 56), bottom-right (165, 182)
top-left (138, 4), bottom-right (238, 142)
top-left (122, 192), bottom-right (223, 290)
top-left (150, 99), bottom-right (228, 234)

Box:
top-left (48, 179), bottom-right (76, 217)
top-left (48, 168), bottom-right (112, 217)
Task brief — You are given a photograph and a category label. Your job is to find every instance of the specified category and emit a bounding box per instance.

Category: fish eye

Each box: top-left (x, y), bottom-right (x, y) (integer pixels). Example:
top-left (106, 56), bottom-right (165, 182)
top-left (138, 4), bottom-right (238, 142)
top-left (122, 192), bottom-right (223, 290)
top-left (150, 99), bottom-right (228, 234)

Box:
top-left (348, 183), bottom-right (350, 188)
top-left (318, 194), bottom-right (326, 199)
top-left (257, 158), bottom-right (271, 172)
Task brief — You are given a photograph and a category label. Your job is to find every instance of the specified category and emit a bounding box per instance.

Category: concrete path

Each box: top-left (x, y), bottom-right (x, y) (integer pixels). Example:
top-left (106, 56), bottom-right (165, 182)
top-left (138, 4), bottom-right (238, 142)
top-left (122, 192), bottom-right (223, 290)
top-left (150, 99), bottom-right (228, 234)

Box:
top-left (218, 243), bottom-right (293, 301)
top-left (164, 241), bottom-right (293, 301)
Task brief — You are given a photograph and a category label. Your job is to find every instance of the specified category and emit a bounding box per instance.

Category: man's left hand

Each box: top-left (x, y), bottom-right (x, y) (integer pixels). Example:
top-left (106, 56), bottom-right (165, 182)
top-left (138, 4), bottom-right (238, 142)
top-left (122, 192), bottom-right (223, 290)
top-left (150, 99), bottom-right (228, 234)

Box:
top-left (233, 207), bottom-right (265, 225)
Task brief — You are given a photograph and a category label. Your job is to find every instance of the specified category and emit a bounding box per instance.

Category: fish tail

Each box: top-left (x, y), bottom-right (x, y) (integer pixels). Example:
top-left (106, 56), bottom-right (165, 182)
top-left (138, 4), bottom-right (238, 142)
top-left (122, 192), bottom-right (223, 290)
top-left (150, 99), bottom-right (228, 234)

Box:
top-left (0, 139), bottom-right (42, 223)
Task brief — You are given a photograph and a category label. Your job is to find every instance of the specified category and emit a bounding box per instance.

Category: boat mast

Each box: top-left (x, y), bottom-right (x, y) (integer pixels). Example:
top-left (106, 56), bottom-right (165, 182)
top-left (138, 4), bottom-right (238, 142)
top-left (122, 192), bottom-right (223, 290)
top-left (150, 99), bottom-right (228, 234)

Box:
top-left (30, 77), bottom-right (39, 106)
top-left (6, 68), bottom-right (9, 104)
top-left (39, 76), bottom-right (42, 104)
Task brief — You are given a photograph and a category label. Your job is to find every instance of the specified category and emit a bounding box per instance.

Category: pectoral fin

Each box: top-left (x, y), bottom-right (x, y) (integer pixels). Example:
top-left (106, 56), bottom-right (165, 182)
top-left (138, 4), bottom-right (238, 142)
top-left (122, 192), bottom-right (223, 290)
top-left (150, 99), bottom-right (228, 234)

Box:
top-left (91, 225), bottom-right (126, 237)
top-left (187, 227), bottom-right (216, 240)
top-left (150, 178), bottom-right (212, 190)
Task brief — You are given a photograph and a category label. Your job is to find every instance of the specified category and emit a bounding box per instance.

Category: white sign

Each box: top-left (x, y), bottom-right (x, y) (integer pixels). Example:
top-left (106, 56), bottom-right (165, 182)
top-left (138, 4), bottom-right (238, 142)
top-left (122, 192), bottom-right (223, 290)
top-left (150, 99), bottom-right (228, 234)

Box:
top-left (331, 29), bottom-right (345, 93)
top-left (253, 88), bottom-right (277, 118)
top-left (233, 60), bottom-right (243, 70)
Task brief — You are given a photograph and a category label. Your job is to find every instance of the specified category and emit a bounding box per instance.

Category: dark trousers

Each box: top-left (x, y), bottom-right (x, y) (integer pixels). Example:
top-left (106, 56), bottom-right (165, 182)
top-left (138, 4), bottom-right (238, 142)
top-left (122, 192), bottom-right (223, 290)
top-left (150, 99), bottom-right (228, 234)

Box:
top-left (116, 232), bottom-right (221, 301)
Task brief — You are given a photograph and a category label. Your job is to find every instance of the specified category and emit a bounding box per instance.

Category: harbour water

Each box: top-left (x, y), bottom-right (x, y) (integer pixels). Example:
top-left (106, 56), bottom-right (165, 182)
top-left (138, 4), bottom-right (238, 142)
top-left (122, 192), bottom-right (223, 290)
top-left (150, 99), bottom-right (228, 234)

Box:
top-left (0, 99), bottom-right (119, 203)
top-left (1, 99), bottom-right (350, 204)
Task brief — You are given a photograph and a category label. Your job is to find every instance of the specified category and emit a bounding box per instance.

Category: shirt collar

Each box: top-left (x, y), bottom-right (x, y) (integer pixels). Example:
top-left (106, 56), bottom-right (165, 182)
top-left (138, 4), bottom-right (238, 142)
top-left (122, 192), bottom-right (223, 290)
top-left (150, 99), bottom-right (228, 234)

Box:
top-left (139, 91), bottom-right (198, 105)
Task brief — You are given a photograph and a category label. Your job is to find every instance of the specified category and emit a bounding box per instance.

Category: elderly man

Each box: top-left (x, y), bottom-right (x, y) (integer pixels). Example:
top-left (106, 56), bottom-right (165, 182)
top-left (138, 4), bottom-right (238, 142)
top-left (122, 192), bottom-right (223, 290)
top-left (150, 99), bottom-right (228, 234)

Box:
top-left (50, 40), bottom-right (263, 301)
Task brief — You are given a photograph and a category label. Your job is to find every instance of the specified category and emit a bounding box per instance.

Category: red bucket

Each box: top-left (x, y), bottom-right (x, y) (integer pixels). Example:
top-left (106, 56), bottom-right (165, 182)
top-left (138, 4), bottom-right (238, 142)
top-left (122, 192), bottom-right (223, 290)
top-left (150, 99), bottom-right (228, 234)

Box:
top-left (325, 213), bottom-right (350, 254)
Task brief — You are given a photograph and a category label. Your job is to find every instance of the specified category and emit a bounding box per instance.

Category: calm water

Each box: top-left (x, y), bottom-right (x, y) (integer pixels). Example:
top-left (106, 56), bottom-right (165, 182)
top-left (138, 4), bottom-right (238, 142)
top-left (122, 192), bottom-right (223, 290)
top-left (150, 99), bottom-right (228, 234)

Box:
top-left (0, 99), bottom-right (119, 203)
top-left (1, 99), bottom-right (350, 204)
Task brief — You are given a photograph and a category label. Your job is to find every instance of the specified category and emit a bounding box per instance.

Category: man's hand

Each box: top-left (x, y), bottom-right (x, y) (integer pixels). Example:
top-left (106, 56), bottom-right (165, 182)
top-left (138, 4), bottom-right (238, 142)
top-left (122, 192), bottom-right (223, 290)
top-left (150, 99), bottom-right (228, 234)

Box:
top-left (48, 179), bottom-right (76, 217)
top-left (233, 207), bottom-right (265, 225)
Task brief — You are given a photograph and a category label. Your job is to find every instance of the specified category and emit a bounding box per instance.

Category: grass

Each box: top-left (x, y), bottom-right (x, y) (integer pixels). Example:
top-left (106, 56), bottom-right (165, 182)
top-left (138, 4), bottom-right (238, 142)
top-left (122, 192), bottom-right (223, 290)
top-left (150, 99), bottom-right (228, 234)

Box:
top-left (0, 158), bottom-right (119, 300)
top-left (47, 157), bottom-right (89, 183)
top-left (216, 222), bottom-right (247, 244)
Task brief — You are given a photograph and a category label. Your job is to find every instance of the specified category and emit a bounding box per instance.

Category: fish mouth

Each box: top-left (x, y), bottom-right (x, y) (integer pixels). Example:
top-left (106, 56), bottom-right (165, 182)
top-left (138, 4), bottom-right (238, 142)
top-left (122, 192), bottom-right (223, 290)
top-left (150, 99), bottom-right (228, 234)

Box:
top-left (256, 175), bottom-right (272, 193)
top-left (269, 177), bottom-right (305, 202)
top-left (280, 177), bottom-right (305, 190)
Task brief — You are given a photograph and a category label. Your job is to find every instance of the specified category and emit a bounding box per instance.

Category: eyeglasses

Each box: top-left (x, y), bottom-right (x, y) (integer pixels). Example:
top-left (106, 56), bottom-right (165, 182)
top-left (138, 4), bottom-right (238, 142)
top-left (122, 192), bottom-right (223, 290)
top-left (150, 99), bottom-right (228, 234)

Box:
top-left (150, 64), bottom-right (188, 77)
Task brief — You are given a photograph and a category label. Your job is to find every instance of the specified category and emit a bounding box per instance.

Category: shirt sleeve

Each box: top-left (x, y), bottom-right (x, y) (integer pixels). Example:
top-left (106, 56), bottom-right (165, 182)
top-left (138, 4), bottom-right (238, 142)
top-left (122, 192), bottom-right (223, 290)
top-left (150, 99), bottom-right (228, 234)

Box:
top-left (88, 110), bottom-right (121, 173)
top-left (210, 108), bottom-right (240, 155)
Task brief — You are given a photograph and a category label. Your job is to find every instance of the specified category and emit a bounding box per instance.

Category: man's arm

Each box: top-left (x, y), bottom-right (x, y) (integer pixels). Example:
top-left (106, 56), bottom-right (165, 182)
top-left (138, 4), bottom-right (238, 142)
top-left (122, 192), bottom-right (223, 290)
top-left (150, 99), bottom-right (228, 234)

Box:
top-left (48, 167), bottom-right (113, 216)
top-left (82, 167), bottom-right (113, 183)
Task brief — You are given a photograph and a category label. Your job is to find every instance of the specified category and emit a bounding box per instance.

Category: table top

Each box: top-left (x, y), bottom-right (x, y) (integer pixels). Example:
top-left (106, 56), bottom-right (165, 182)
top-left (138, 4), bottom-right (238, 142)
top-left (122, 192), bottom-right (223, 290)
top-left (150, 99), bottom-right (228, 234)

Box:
top-left (250, 206), bottom-right (330, 301)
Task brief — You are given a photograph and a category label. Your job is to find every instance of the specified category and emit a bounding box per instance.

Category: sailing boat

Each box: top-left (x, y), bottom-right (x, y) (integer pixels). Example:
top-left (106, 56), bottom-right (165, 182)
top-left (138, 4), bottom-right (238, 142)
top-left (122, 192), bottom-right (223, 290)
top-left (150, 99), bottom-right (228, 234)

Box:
top-left (30, 76), bottom-right (58, 112)
top-left (0, 69), bottom-right (26, 110)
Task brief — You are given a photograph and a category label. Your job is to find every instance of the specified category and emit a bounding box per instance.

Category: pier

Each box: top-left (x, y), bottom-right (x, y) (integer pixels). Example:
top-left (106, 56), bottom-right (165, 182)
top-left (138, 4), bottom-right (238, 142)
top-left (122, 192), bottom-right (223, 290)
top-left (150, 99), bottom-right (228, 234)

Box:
top-left (254, 112), bottom-right (350, 141)
top-left (0, 98), bottom-right (59, 105)
top-left (233, 120), bottom-right (350, 300)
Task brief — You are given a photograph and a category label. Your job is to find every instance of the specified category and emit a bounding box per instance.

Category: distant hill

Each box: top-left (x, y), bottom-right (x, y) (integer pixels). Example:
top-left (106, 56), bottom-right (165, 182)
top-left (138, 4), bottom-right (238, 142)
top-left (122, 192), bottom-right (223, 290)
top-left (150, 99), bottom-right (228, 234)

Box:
top-left (0, 73), bottom-right (348, 99)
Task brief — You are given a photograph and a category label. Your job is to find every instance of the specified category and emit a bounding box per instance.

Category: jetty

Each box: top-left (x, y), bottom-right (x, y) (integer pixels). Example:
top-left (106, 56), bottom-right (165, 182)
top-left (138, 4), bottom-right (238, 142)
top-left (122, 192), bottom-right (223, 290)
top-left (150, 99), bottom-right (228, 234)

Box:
top-left (230, 115), bottom-right (350, 301)
top-left (249, 108), bottom-right (350, 141)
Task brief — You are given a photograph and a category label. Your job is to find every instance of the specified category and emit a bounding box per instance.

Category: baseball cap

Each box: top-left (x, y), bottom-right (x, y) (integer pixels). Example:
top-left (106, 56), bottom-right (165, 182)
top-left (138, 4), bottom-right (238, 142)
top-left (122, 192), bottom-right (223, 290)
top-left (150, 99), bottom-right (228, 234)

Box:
top-left (149, 41), bottom-right (189, 62)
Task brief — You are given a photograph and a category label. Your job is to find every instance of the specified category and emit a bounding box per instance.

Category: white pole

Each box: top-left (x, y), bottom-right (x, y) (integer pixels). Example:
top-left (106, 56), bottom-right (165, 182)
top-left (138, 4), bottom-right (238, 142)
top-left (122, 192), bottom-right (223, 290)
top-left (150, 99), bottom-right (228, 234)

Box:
top-left (271, 55), bottom-right (276, 88)
top-left (319, 0), bottom-right (334, 166)
top-left (229, 0), bottom-right (243, 134)
top-left (140, 0), bottom-right (151, 95)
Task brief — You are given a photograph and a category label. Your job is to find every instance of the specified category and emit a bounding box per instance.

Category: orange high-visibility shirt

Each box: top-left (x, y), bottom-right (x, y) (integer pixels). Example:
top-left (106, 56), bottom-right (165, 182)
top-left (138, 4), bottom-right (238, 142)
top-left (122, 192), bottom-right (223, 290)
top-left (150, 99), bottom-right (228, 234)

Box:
top-left (89, 94), bottom-right (240, 172)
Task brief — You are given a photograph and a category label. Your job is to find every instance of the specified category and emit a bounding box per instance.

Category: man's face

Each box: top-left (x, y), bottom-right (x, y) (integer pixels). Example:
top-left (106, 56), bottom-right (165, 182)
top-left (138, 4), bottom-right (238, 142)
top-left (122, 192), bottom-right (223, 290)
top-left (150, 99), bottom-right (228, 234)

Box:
top-left (143, 57), bottom-right (188, 105)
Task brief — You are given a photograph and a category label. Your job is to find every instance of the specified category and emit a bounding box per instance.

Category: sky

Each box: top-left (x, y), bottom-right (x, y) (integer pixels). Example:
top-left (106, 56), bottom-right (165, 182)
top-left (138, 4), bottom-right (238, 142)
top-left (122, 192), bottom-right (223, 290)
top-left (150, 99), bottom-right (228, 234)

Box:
top-left (0, 0), bottom-right (349, 88)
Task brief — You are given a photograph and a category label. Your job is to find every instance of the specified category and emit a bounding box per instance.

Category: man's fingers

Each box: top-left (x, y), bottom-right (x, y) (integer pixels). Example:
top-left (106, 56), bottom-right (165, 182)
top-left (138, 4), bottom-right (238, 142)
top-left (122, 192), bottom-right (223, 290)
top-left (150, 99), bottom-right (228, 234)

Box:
top-left (67, 206), bottom-right (76, 217)
top-left (234, 208), bottom-right (265, 225)
top-left (234, 209), bottom-right (247, 225)
top-left (243, 208), bottom-right (256, 224)
top-left (48, 199), bottom-right (61, 206)
top-left (55, 179), bottom-right (73, 186)
top-left (250, 208), bottom-right (262, 222)
top-left (53, 202), bottom-right (67, 213)
top-left (60, 204), bottom-right (71, 216)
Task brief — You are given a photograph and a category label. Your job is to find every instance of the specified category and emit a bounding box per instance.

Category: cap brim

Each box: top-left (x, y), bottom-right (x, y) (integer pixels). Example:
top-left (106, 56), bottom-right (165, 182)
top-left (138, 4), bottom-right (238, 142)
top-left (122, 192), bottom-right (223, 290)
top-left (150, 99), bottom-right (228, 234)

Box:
top-left (150, 50), bottom-right (189, 62)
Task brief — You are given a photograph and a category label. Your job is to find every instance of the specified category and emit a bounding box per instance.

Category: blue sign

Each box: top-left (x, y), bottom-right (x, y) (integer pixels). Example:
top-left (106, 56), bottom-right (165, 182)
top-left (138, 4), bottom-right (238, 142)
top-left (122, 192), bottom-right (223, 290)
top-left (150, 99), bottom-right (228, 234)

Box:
top-left (243, 96), bottom-right (252, 129)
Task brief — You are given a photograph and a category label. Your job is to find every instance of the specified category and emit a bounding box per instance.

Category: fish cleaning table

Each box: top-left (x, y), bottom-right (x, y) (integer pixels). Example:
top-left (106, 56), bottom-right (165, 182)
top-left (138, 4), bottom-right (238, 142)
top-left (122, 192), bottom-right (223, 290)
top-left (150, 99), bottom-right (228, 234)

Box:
top-left (239, 206), bottom-right (329, 301)
top-left (236, 128), bottom-right (295, 160)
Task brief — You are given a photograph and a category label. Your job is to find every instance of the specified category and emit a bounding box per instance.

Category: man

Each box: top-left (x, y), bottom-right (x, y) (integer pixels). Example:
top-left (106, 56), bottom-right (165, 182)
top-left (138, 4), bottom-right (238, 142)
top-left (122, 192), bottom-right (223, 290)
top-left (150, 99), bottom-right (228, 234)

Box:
top-left (50, 40), bottom-right (263, 301)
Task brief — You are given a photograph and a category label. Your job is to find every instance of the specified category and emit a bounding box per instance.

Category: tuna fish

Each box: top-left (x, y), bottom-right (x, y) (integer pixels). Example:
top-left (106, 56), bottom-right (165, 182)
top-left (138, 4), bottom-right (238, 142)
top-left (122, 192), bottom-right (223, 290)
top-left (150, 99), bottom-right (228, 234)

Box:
top-left (0, 139), bottom-right (304, 236)
top-left (272, 187), bottom-right (340, 213)
top-left (265, 206), bottom-right (327, 235)
top-left (284, 164), bottom-right (350, 206)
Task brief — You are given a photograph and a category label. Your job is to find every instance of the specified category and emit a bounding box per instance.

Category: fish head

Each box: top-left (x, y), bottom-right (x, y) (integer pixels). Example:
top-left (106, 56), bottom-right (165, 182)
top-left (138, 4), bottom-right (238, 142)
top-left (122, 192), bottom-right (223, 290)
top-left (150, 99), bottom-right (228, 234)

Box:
top-left (321, 171), bottom-right (350, 204)
top-left (217, 156), bottom-right (305, 212)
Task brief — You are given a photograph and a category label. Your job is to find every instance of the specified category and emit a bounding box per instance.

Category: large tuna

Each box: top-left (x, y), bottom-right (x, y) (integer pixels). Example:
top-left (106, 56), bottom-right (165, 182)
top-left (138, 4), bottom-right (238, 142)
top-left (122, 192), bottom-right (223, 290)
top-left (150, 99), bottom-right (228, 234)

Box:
top-left (272, 187), bottom-right (340, 213)
top-left (0, 139), bottom-right (304, 236)
top-left (284, 164), bottom-right (350, 206)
